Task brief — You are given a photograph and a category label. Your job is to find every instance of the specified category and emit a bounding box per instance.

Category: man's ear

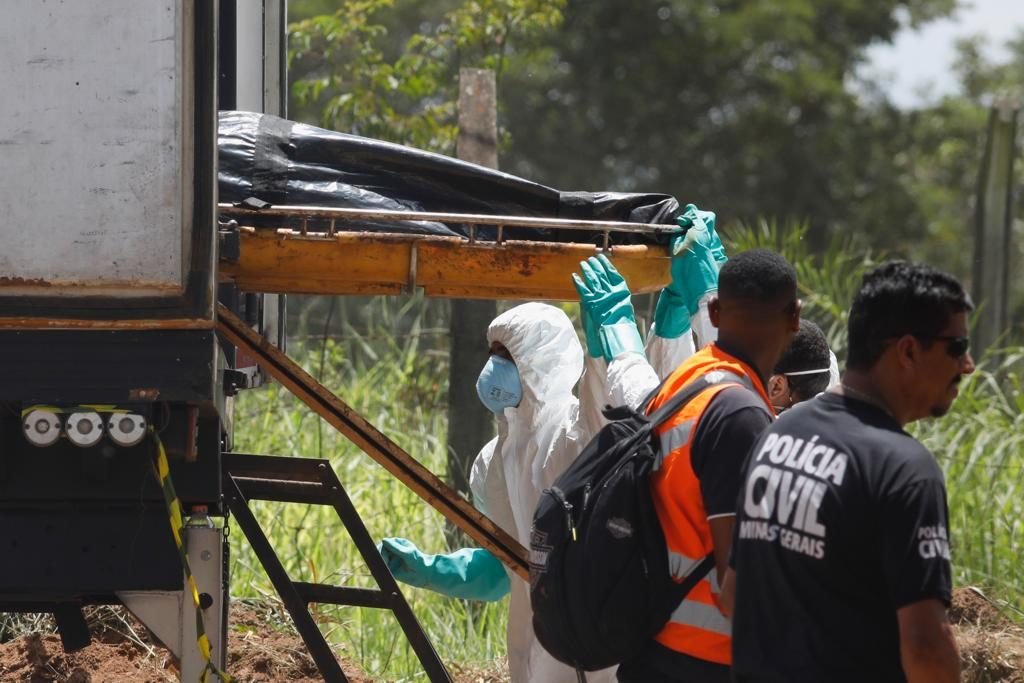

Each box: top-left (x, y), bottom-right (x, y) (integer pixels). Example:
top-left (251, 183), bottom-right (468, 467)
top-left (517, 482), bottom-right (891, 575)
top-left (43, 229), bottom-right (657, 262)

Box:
top-left (767, 374), bottom-right (788, 404)
top-left (708, 296), bottom-right (720, 328)
top-left (893, 334), bottom-right (917, 370)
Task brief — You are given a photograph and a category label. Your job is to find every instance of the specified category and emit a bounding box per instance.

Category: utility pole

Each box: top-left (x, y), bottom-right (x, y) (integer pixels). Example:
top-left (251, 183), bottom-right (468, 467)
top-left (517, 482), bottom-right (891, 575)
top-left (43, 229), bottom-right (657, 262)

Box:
top-left (446, 69), bottom-right (499, 516)
top-left (972, 100), bottom-right (1019, 357)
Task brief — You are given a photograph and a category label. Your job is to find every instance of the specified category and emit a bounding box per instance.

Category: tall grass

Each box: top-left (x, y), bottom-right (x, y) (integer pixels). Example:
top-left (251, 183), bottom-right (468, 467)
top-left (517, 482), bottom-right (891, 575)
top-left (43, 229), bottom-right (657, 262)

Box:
top-left (230, 224), bottom-right (1024, 680)
top-left (914, 352), bottom-right (1024, 615)
top-left (231, 311), bottom-right (510, 680)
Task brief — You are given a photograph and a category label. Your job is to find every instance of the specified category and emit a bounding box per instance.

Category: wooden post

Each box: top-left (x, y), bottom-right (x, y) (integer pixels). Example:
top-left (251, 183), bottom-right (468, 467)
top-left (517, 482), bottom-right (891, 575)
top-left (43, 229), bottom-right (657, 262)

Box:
top-left (446, 69), bottom-right (499, 509)
top-left (972, 100), bottom-right (1018, 357)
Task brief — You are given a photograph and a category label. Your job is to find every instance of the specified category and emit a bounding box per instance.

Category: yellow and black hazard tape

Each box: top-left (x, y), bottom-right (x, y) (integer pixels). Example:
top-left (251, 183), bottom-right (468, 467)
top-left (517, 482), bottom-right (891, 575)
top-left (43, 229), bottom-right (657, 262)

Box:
top-left (151, 429), bottom-right (232, 683)
top-left (20, 403), bottom-right (131, 417)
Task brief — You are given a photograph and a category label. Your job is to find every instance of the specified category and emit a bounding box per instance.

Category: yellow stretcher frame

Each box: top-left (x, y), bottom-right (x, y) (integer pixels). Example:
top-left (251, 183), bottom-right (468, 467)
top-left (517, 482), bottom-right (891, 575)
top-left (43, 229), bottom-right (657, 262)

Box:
top-left (218, 204), bottom-right (675, 300)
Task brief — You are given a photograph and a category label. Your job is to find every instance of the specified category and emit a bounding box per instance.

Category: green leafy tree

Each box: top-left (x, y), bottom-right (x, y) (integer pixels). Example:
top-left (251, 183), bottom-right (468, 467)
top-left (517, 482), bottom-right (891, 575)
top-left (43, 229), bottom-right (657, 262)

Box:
top-left (285, 1), bottom-right (1024, 331)
top-left (288, 0), bottom-right (565, 153)
top-left (498, 0), bottom-right (956, 246)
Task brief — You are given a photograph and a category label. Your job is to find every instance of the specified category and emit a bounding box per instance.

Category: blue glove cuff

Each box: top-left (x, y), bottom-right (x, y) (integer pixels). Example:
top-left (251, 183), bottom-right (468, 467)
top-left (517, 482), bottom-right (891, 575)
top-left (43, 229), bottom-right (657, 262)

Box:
top-left (599, 322), bottom-right (644, 361)
top-left (653, 288), bottom-right (692, 339)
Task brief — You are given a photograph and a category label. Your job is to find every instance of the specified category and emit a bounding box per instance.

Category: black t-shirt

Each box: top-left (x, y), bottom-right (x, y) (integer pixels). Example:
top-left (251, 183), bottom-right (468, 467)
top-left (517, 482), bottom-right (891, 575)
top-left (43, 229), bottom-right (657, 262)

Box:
top-left (692, 385), bottom-right (773, 518)
top-left (729, 392), bottom-right (952, 683)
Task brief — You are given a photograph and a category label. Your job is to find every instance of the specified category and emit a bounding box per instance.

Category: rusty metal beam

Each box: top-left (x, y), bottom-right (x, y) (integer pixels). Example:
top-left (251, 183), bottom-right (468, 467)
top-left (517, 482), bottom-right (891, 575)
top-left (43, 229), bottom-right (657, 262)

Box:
top-left (216, 304), bottom-right (529, 579)
top-left (219, 228), bottom-right (671, 300)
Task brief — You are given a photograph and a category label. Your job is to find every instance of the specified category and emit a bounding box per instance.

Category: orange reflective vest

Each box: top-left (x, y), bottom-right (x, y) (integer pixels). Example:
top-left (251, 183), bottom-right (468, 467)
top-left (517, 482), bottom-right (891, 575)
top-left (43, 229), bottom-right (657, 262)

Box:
top-left (646, 344), bottom-right (774, 666)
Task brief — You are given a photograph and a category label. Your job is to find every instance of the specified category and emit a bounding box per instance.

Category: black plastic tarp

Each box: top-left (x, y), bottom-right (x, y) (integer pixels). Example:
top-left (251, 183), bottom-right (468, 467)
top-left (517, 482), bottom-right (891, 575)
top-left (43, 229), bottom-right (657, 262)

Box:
top-left (218, 111), bottom-right (679, 244)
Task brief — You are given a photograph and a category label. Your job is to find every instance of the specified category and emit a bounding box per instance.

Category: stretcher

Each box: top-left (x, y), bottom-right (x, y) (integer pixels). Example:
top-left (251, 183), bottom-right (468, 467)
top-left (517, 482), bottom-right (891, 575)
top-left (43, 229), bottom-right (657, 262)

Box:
top-left (218, 203), bottom-right (676, 300)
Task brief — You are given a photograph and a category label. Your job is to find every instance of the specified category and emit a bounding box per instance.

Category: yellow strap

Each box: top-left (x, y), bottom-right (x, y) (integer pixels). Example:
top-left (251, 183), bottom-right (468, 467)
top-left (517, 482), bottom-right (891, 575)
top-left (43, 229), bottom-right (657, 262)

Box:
top-left (20, 404), bottom-right (61, 418)
top-left (81, 403), bottom-right (130, 414)
top-left (151, 429), bottom-right (233, 683)
top-left (21, 403), bottom-right (131, 418)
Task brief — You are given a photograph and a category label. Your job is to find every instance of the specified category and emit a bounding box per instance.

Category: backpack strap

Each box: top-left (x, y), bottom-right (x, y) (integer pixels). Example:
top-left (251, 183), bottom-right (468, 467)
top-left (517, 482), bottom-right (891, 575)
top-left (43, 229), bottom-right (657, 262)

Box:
top-left (673, 552), bottom-right (716, 604)
top-left (645, 369), bottom-right (751, 429)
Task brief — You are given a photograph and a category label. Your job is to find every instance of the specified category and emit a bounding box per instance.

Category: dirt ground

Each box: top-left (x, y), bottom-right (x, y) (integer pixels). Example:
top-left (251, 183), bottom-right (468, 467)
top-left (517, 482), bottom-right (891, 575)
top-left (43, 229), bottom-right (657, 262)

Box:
top-left (953, 587), bottom-right (1024, 683)
top-left (0, 601), bottom-right (501, 683)
top-left (0, 588), bottom-right (1020, 682)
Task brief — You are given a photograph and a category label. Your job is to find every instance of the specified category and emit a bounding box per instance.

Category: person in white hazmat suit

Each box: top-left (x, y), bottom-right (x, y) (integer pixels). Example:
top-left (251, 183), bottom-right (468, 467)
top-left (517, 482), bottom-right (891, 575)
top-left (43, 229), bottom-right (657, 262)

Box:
top-left (378, 204), bottom-right (726, 682)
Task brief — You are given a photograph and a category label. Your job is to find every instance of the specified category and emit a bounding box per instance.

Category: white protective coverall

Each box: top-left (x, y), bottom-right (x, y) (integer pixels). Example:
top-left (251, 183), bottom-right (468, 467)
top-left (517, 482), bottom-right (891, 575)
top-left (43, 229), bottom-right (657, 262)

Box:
top-left (604, 296), bottom-right (717, 409)
top-left (468, 302), bottom-right (708, 682)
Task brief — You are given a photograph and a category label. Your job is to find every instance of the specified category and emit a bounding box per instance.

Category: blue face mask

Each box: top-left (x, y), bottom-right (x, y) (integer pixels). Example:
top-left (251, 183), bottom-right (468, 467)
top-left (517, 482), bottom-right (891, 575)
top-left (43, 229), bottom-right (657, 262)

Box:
top-left (476, 355), bottom-right (522, 414)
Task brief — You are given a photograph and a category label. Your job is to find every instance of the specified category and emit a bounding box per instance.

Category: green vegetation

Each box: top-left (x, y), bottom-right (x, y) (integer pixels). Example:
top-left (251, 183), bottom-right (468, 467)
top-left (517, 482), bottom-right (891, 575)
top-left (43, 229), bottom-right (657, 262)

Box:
top-left (915, 351), bottom-right (1024, 616)
top-left (230, 317), bottom-right (511, 679)
top-left (288, 0), bottom-right (564, 153)
top-left (229, 226), bottom-right (1024, 678)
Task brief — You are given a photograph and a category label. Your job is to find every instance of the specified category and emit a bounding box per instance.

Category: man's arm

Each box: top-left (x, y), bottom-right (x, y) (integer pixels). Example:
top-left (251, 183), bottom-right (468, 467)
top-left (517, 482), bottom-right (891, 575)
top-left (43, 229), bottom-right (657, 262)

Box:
top-left (719, 567), bottom-right (737, 618)
top-left (878, 465), bottom-right (956, 682)
top-left (707, 518), bottom-right (734, 616)
top-left (692, 394), bottom-right (771, 615)
top-left (897, 598), bottom-right (959, 683)
top-left (708, 516), bottom-right (734, 595)
top-left (606, 351), bottom-right (660, 408)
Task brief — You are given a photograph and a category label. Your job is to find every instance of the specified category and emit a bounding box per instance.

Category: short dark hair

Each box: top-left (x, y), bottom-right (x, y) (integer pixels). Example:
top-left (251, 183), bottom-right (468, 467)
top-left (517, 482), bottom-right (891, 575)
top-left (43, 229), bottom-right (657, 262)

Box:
top-left (718, 249), bottom-right (798, 312)
top-left (847, 260), bottom-right (973, 370)
top-left (775, 319), bottom-right (831, 400)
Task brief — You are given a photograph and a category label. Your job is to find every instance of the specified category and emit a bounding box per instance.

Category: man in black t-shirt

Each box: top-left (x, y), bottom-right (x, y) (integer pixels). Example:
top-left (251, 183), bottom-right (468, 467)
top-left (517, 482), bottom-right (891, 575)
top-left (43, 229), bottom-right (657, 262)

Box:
top-left (723, 261), bottom-right (974, 683)
top-left (617, 250), bottom-right (802, 683)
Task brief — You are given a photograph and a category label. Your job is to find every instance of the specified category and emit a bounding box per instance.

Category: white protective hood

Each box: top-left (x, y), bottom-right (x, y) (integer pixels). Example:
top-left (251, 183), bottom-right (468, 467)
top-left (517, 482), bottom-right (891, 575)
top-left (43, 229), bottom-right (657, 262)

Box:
top-left (472, 302), bottom-right (584, 546)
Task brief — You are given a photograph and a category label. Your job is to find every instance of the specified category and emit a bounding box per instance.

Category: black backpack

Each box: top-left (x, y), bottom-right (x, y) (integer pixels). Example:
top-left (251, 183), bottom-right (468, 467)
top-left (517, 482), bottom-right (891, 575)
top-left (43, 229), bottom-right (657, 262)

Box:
top-left (529, 370), bottom-right (745, 672)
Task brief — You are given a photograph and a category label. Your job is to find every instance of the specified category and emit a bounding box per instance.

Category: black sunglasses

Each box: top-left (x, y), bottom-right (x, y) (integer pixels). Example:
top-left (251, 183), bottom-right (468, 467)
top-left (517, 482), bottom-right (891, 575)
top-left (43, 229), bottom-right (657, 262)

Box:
top-left (924, 335), bottom-right (970, 359)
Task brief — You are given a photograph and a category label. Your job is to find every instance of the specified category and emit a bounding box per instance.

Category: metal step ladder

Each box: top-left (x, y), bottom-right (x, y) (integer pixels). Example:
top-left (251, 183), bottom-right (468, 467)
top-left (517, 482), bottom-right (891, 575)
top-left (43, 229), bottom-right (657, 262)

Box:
top-left (223, 452), bottom-right (452, 683)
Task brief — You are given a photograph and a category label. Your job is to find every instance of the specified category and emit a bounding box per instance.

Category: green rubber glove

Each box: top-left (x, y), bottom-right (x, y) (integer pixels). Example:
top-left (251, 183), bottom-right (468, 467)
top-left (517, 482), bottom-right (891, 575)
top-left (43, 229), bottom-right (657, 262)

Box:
top-left (654, 203), bottom-right (726, 339)
top-left (378, 538), bottom-right (511, 602)
top-left (653, 287), bottom-right (691, 339)
top-left (674, 204), bottom-right (723, 312)
top-left (571, 254), bottom-right (644, 361)
top-left (684, 204), bottom-right (727, 268)
top-left (579, 305), bottom-right (603, 359)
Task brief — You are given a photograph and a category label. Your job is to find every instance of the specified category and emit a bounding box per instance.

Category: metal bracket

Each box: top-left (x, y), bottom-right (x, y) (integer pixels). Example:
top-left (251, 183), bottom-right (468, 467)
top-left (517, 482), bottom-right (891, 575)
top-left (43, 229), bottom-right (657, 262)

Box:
top-left (218, 220), bottom-right (241, 264)
top-left (222, 367), bottom-right (262, 397)
top-left (118, 524), bottom-right (226, 681)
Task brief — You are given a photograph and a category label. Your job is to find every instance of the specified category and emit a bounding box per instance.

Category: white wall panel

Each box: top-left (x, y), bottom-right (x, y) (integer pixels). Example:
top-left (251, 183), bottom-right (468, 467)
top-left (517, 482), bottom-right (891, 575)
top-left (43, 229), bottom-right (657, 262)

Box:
top-left (0, 0), bottom-right (191, 296)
